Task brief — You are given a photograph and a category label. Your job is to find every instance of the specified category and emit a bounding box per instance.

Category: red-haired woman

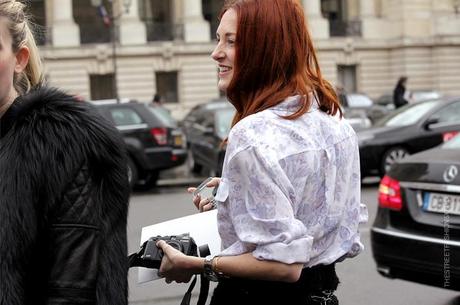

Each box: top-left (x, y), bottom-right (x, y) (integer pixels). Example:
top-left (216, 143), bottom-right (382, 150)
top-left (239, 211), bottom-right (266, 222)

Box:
top-left (156, 0), bottom-right (367, 304)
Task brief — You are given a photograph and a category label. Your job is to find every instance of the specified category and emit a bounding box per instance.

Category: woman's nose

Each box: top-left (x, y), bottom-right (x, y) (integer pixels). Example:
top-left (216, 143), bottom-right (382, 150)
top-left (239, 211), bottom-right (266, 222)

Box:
top-left (211, 45), bottom-right (224, 61)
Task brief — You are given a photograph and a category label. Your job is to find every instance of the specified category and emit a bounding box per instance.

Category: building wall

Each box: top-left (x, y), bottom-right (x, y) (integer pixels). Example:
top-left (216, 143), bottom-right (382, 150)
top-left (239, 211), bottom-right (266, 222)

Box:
top-left (39, 0), bottom-right (460, 119)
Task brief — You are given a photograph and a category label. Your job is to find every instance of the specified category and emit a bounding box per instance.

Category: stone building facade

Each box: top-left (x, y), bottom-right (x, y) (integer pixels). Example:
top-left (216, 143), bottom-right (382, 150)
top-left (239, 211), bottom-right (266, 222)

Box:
top-left (33, 0), bottom-right (460, 118)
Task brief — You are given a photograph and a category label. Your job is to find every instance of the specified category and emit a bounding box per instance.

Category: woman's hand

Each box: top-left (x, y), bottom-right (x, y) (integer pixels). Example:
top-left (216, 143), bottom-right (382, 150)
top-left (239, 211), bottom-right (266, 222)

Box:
top-left (187, 177), bottom-right (221, 212)
top-left (156, 240), bottom-right (203, 284)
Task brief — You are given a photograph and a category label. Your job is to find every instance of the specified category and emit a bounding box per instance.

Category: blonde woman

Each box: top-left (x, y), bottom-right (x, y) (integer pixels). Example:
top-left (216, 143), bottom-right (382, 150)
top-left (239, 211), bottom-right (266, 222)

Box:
top-left (0, 1), bottom-right (129, 304)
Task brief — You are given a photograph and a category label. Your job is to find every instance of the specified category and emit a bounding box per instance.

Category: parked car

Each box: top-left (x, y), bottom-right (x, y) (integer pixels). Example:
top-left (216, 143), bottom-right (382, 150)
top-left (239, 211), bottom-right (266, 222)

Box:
top-left (92, 99), bottom-right (187, 190)
top-left (343, 108), bottom-right (372, 131)
top-left (411, 90), bottom-right (442, 102)
top-left (358, 97), bottom-right (460, 178)
top-left (371, 134), bottom-right (460, 291)
top-left (181, 98), bottom-right (235, 176)
top-left (341, 93), bottom-right (390, 124)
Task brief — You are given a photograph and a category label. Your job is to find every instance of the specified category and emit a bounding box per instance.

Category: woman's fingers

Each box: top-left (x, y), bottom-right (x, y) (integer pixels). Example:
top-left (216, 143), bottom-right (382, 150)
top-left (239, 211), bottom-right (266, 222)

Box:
top-left (192, 194), bottom-right (201, 209)
top-left (189, 177), bottom-right (222, 212)
top-left (206, 177), bottom-right (221, 187)
top-left (199, 199), bottom-right (215, 212)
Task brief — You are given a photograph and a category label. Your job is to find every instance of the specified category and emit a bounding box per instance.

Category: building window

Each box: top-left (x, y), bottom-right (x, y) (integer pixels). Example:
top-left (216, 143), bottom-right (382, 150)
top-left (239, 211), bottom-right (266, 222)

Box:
top-left (337, 65), bottom-right (357, 93)
top-left (73, 0), bottom-right (111, 44)
top-left (155, 71), bottom-right (178, 104)
top-left (140, 0), bottom-right (182, 41)
top-left (90, 74), bottom-right (116, 100)
top-left (321, 0), bottom-right (361, 37)
top-left (29, 0), bottom-right (47, 45)
top-left (202, 0), bottom-right (225, 40)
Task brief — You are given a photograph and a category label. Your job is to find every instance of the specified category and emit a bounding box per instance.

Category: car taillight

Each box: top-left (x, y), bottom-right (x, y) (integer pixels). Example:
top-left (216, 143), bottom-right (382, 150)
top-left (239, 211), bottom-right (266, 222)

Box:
top-left (378, 175), bottom-right (402, 211)
top-left (150, 128), bottom-right (167, 145)
top-left (443, 131), bottom-right (459, 142)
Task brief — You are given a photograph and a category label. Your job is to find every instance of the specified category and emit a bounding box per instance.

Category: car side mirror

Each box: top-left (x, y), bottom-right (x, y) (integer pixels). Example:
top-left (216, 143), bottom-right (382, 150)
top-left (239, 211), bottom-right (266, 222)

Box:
top-left (423, 117), bottom-right (440, 130)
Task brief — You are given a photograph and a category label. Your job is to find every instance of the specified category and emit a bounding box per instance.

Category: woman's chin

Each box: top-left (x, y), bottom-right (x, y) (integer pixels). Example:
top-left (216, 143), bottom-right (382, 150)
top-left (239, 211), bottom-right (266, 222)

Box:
top-left (218, 82), bottom-right (229, 93)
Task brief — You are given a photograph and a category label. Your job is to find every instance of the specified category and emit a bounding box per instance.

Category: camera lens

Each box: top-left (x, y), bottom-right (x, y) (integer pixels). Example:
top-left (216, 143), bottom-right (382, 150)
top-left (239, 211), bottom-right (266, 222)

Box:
top-left (167, 240), bottom-right (183, 252)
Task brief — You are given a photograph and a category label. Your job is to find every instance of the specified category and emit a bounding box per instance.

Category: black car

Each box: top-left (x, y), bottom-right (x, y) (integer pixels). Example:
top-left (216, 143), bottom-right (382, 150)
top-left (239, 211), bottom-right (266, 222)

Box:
top-left (358, 97), bottom-right (460, 178)
top-left (371, 134), bottom-right (460, 291)
top-left (181, 99), bottom-right (235, 176)
top-left (93, 100), bottom-right (187, 189)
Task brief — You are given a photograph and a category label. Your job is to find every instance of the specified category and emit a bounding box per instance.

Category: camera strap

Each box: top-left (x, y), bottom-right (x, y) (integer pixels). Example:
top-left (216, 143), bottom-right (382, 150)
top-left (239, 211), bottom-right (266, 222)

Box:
top-left (180, 274), bottom-right (210, 305)
top-left (180, 245), bottom-right (211, 305)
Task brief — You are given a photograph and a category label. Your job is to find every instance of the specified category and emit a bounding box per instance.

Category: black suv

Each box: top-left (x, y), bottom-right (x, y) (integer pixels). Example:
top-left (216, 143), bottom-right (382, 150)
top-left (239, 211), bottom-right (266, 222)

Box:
top-left (92, 99), bottom-right (187, 190)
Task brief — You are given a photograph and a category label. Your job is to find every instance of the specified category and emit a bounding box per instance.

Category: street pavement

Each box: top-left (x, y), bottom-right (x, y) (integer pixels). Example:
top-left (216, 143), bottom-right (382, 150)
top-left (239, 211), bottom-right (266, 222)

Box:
top-left (127, 179), bottom-right (460, 305)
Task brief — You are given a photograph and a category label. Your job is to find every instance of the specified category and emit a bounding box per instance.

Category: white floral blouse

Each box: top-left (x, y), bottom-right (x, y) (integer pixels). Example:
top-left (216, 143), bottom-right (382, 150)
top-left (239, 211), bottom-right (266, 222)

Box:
top-left (214, 95), bottom-right (368, 267)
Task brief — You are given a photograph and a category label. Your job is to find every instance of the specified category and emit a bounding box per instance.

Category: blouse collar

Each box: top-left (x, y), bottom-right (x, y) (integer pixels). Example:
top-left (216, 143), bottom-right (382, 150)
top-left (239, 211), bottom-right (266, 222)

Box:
top-left (271, 94), bottom-right (319, 112)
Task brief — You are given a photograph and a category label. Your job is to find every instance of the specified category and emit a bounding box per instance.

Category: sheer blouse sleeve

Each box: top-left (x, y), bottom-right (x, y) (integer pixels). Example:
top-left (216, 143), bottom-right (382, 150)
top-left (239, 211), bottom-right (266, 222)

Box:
top-left (221, 146), bottom-right (313, 264)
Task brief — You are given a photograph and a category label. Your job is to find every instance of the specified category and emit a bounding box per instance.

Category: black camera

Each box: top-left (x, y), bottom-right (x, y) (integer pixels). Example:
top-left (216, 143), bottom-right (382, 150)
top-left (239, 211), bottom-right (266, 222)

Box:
top-left (129, 233), bottom-right (198, 269)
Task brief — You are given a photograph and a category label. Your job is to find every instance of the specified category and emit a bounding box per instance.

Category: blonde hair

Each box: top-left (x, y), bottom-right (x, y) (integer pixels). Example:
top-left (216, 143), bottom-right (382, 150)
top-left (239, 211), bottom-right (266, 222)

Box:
top-left (0, 0), bottom-right (43, 94)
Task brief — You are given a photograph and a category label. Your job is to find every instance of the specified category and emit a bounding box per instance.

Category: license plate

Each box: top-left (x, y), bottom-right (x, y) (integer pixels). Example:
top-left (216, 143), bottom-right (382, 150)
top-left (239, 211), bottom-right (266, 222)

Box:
top-left (423, 192), bottom-right (460, 216)
top-left (174, 135), bottom-right (183, 146)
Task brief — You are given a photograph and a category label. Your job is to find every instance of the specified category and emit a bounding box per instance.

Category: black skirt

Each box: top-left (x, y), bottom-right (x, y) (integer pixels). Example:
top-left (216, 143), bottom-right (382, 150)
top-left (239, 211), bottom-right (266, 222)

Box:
top-left (209, 263), bottom-right (339, 305)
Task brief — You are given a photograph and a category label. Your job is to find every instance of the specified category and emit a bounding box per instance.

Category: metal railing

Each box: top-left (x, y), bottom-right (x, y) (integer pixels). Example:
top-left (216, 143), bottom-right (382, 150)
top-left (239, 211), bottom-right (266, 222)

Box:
top-left (37, 21), bottom-right (187, 45)
top-left (143, 21), bottom-right (184, 41)
top-left (329, 20), bottom-right (362, 37)
top-left (79, 23), bottom-right (112, 44)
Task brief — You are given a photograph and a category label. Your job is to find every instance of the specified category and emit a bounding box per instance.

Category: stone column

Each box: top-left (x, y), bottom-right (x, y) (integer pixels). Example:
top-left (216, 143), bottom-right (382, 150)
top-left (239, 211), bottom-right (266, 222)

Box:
top-left (360, 0), bottom-right (376, 18)
top-left (50, 0), bottom-right (80, 47)
top-left (359, 0), bottom-right (384, 39)
top-left (119, 0), bottom-right (147, 45)
top-left (183, 0), bottom-right (210, 42)
top-left (302, 0), bottom-right (329, 39)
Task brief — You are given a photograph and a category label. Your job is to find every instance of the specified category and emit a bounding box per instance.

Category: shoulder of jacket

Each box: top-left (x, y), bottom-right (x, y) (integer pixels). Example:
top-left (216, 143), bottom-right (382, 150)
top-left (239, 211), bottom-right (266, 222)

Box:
top-left (11, 87), bottom-right (123, 159)
top-left (17, 86), bottom-right (90, 119)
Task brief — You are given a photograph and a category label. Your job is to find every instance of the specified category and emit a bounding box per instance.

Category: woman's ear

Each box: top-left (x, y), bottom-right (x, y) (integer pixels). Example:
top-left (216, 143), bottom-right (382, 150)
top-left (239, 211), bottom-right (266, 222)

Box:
top-left (14, 46), bottom-right (30, 73)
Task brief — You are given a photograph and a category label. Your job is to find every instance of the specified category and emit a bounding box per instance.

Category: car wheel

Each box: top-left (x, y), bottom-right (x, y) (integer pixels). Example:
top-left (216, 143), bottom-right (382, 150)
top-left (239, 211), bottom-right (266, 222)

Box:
top-left (135, 171), bottom-right (159, 191)
top-left (127, 157), bottom-right (138, 189)
top-left (381, 147), bottom-right (410, 175)
top-left (187, 148), bottom-right (202, 174)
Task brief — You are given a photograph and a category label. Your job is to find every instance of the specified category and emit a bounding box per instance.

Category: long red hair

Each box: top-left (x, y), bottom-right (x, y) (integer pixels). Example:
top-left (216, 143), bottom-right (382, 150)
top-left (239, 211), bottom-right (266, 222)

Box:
top-left (220, 0), bottom-right (341, 127)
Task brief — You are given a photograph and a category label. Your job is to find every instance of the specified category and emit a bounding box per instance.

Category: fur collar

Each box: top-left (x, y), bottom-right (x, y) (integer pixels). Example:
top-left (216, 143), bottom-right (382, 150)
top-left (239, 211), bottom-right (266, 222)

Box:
top-left (0, 87), bottom-right (79, 138)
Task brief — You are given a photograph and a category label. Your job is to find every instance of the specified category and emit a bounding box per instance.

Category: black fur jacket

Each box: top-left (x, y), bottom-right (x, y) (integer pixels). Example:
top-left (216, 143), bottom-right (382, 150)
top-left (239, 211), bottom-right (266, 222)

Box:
top-left (0, 87), bottom-right (130, 305)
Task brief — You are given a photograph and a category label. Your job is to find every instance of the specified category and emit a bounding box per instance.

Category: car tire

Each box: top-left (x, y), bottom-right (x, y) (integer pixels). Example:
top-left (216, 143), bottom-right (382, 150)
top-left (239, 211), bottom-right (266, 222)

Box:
top-left (381, 147), bottom-right (410, 176)
top-left (127, 157), bottom-right (138, 189)
top-left (135, 171), bottom-right (159, 191)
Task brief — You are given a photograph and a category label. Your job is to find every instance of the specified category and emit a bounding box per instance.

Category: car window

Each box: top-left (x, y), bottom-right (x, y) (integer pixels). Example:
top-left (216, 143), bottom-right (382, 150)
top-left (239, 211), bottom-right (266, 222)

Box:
top-left (442, 134), bottom-right (460, 149)
top-left (193, 112), bottom-right (208, 126)
top-left (201, 115), bottom-right (215, 129)
top-left (110, 108), bottom-right (143, 126)
top-left (183, 106), bottom-right (202, 123)
top-left (215, 108), bottom-right (235, 138)
top-left (376, 100), bottom-right (439, 127)
top-left (148, 106), bottom-right (177, 127)
top-left (347, 95), bottom-right (373, 108)
top-left (430, 101), bottom-right (460, 123)
top-left (376, 94), bottom-right (392, 106)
